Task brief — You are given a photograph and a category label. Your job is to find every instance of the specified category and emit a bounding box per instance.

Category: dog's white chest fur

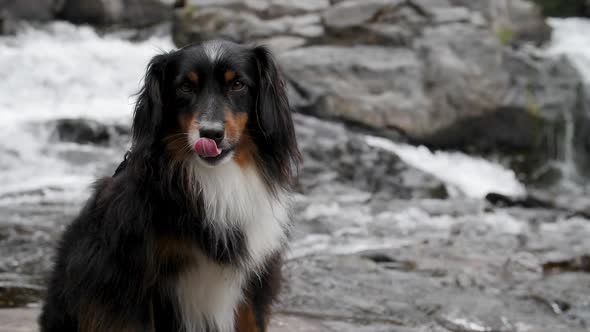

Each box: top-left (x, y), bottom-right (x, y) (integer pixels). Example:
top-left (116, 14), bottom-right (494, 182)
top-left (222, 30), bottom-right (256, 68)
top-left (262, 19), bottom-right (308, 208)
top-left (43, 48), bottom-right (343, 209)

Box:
top-left (175, 161), bottom-right (289, 332)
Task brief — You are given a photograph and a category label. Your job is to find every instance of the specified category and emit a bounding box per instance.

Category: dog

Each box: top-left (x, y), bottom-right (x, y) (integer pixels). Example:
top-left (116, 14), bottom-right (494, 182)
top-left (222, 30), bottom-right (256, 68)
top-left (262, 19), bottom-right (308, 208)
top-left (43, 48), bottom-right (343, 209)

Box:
top-left (40, 40), bottom-right (300, 332)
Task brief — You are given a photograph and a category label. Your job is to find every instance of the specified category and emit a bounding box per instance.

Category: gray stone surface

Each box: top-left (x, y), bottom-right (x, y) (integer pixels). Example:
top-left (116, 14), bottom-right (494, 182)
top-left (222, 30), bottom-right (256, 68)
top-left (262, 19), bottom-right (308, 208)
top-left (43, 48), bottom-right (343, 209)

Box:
top-left (282, 46), bottom-right (430, 135)
top-left (322, 0), bottom-right (404, 29)
top-left (0, 309), bottom-right (337, 332)
top-left (0, 0), bottom-right (63, 21)
top-left (2, 114), bottom-right (589, 331)
top-left (58, 0), bottom-right (172, 26)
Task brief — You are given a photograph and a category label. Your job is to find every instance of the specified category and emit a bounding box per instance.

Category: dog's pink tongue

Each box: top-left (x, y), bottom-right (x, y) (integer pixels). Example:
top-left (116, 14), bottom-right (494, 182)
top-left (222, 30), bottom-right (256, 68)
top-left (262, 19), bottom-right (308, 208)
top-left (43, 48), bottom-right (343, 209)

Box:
top-left (194, 138), bottom-right (221, 157)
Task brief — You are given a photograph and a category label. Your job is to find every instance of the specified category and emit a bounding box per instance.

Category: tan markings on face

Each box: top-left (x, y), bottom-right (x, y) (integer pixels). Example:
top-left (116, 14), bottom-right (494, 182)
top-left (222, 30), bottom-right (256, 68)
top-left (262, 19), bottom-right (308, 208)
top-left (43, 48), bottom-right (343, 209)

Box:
top-left (224, 70), bottom-right (236, 83)
top-left (187, 71), bottom-right (198, 83)
top-left (165, 112), bottom-right (199, 161)
top-left (225, 110), bottom-right (255, 168)
top-left (224, 109), bottom-right (247, 141)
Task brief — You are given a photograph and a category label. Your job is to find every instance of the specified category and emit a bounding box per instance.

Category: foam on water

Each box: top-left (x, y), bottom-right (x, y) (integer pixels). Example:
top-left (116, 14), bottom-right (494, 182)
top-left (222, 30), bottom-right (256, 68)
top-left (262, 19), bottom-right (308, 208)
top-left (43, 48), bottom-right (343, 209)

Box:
top-left (0, 22), bottom-right (174, 123)
top-left (365, 136), bottom-right (527, 199)
top-left (0, 23), bottom-right (173, 205)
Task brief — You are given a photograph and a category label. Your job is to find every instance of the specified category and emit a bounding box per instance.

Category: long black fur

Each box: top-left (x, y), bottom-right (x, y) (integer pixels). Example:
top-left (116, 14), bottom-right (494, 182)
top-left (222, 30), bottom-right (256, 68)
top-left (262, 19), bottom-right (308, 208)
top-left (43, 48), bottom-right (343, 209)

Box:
top-left (40, 41), bottom-right (300, 332)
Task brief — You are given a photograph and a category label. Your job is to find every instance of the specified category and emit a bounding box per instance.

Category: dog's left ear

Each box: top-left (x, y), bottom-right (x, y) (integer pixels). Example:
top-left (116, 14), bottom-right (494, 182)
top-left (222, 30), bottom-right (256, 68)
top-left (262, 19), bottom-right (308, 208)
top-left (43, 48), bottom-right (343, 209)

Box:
top-left (132, 53), bottom-right (169, 149)
top-left (252, 46), bottom-right (301, 187)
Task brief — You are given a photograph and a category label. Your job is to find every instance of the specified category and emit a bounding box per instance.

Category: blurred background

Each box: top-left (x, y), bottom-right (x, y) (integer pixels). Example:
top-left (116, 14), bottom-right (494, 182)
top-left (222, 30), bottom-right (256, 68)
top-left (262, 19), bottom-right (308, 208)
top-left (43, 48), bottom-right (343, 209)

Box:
top-left (0, 0), bottom-right (589, 331)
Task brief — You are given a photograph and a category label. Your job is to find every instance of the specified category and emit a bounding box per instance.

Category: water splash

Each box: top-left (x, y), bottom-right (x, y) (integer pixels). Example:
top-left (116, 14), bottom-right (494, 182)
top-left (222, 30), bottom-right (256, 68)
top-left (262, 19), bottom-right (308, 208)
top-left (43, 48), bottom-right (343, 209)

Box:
top-left (365, 136), bottom-right (526, 198)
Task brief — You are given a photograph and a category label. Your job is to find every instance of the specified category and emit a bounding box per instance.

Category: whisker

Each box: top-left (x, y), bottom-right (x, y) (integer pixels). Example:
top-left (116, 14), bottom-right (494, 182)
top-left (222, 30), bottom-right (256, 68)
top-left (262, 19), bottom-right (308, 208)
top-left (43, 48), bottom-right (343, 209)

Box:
top-left (163, 133), bottom-right (190, 142)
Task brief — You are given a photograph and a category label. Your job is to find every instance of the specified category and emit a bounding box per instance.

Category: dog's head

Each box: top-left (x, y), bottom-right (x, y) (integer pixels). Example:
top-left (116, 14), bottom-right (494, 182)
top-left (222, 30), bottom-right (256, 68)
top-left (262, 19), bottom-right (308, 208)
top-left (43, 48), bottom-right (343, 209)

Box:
top-left (131, 40), bottom-right (300, 188)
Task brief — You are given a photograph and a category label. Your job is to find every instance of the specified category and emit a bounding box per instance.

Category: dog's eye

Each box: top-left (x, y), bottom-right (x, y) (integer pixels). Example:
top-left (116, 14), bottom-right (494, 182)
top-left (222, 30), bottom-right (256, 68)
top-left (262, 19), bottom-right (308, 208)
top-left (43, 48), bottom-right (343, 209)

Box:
top-left (179, 83), bottom-right (192, 93)
top-left (231, 80), bottom-right (246, 91)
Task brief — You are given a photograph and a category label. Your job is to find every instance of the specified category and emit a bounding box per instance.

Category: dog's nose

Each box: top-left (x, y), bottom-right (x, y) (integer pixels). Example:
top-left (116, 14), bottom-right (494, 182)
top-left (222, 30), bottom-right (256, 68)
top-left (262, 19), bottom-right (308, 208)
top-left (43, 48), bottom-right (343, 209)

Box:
top-left (199, 127), bottom-right (224, 144)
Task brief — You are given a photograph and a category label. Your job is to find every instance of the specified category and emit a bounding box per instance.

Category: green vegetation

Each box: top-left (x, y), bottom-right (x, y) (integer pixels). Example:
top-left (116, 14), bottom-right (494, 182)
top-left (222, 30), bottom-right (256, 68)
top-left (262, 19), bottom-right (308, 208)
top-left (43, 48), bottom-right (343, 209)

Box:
top-left (531, 0), bottom-right (589, 18)
top-left (495, 26), bottom-right (515, 45)
top-left (182, 4), bottom-right (199, 17)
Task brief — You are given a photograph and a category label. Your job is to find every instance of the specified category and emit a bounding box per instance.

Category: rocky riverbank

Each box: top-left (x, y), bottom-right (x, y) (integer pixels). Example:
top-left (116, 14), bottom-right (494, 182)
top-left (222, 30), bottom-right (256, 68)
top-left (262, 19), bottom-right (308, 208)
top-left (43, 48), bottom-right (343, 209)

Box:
top-left (0, 308), bottom-right (335, 332)
top-left (1, 113), bottom-right (589, 331)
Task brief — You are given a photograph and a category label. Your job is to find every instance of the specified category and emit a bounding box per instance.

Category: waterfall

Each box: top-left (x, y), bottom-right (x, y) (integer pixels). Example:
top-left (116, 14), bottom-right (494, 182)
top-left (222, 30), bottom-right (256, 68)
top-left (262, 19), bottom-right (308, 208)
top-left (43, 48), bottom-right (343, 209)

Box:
top-left (547, 18), bottom-right (590, 186)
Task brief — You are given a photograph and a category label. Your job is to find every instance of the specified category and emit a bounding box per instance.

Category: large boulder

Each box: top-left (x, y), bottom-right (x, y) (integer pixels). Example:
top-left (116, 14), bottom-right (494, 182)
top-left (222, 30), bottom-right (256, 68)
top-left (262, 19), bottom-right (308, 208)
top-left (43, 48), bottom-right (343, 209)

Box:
top-left (51, 118), bottom-right (129, 146)
top-left (282, 46), bottom-right (430, 135)
top-left (294, 114), bottom-right (446, 200)
top-left (181, 0), bottom-right (330, 19)
top-left (0, 0), bottom-right (63, 34)
top-left (450, 0), bottom-right (552, 44)
top-left (173, 7), bottom-right (324, 46)
top-left (172, 0), bottom-right (590, 180)
top-left (0, 0), bottom-right (63, 22)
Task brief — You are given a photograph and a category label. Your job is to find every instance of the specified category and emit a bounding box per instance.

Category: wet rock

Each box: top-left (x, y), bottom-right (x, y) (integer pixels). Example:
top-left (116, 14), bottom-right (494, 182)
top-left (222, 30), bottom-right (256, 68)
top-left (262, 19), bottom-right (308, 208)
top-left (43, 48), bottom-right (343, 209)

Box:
top-left (173, 7), bottom-right (323, 46)
top-left (264, 0), bottom-right (331, 18)
top-left (58, 0), bottom-right (172, 27)
top-left (322, 0), bottom-right (405, 30)
top-left (0, 275), bottom-right (44, 308)
top-left (184, 0), bottom-right (330, 18)
top-left (256, 35), bottom-right (307, 52)
top-left (295, 114), bottom-right (445, 200)
top-left (530, 0), bottom-right (590, 18)
top-left (282, 200), bottom-right (590, 331)
top-left (451, 0), bottom-right (551, 44)
top-left (0, 0), bottom-right (63, 22)
top-left (283, 47), bottom-right (428, 134)
top-left (52, 118), bottom-right (128, 146)
top-left (543, 255), bottom-right (590, 274)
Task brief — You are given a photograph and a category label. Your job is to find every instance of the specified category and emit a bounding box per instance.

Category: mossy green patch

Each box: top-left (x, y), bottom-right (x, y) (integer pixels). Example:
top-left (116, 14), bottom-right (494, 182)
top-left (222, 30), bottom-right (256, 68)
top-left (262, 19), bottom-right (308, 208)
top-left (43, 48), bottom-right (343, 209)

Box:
top-left (495, 26), bottom-right (514, 46)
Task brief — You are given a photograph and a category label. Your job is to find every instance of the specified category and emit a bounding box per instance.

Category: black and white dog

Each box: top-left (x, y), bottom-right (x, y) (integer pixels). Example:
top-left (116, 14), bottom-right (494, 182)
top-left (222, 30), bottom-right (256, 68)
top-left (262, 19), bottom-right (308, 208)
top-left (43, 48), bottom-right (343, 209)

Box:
top-left (40, 40), bottom-right (300, 332)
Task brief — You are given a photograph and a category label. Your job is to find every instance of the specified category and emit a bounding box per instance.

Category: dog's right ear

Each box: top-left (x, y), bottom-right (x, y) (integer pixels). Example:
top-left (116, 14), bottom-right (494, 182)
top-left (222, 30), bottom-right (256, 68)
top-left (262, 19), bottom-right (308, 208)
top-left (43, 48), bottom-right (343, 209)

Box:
top-left (132, 53), bottom-right (169, 148)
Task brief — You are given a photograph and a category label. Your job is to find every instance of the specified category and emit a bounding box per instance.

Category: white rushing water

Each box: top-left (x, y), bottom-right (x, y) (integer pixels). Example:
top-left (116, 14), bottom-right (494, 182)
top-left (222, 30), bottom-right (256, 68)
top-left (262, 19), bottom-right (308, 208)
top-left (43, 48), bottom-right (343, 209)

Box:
top-left (547, 18), bottom-right (590, 187)
top-left (365, 136), bottom-right (527, 199)
top-left (0, 23), bottom-right (173, 205)
top-left (548, 18), bottom-right (590, 84)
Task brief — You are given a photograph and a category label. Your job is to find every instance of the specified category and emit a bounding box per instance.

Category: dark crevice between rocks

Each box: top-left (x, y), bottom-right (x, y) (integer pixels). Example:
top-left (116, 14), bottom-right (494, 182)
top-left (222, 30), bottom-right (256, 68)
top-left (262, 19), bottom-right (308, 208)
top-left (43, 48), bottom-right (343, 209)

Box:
top-left (523, 294), bottom-right (572, 315)
top-left (57, 0), bottom-right (173, 28)
top-left (0, 273), bottom-right (45, 308)
top-left (0, 283), bottom-right (44, 308)
top-left (531, 0), bottom-right (590, 18)
top-left (51, 118), bottom-right (130, 146)
top-left (485, 192), bottom-right (590, 219)
top-left (543, 255), bottom-right (590, 275)
top-left (362, 253), bottom-right (417, 271)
